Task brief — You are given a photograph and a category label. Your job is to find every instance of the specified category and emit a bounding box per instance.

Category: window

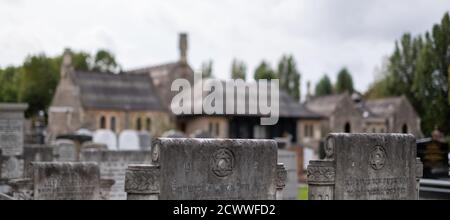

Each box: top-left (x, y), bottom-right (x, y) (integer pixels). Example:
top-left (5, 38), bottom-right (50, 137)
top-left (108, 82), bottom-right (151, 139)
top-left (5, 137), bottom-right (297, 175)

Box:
top-left (304, 124), bottom-right (314, 138)
top-left (146, 118), bottom-right (152, 131)
top-left (99, 116), bottom-right (106, 129)
top-left (344, 122), bottom-right (351, 133)
top-left (110, 117), bottom-right (116, 132)
top-left (136, 118), bottom-right (142, 131)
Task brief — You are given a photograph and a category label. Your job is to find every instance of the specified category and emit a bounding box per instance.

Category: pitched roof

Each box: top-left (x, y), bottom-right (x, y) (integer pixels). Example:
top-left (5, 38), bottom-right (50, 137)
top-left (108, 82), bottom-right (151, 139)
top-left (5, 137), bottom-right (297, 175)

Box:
top-left (172, 80), bottom-right (323, 119)
top-left (71, 71), bottom-right (165, 111)
top-left (127, 62), bottom-right (179, 75)
top-left (364, 97), bottom-right (403, 117)
top-left (304, 93), bottom-right (348, 116)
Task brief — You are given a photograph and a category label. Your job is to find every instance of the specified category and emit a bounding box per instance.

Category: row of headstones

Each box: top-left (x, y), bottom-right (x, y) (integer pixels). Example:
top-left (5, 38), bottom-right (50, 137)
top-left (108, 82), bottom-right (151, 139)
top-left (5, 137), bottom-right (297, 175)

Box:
top-left (2, 139), bottom-right (289, 200)
top-left (85, 129), bottom-right (152, 151)
top-left (2, 134), bottom-right (424, 200)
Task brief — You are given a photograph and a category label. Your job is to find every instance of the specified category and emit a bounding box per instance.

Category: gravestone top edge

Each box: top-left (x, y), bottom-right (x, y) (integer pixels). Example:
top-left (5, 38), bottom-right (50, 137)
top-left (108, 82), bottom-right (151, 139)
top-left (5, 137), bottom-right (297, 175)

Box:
top-left (0, 103), bottom-right (28, 111)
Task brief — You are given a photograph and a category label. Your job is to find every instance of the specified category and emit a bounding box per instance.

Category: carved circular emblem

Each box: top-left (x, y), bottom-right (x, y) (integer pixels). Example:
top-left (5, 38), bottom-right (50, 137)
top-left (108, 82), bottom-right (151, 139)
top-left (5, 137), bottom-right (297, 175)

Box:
top-left (210, 148), bottom-right (234, 177)
top-left (370, 146), bottom-right (387, 170)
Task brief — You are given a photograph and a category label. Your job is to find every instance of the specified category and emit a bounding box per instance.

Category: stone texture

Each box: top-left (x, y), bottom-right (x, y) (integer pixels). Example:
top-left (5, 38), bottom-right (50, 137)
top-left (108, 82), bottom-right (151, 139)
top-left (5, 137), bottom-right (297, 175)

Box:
top-left (23, 145), bottom-right (54, 178)
top-left (307, 133), bottom-right (421, 200)
top-left (0, 192), bottom-right (14, 200)
top-left (126, 138), bottom-right (279, 200)
top-left (277, 149), bottom-right (298, 200)
top-left (32, 162), bottom-right (101, 200)
top-left (55, 139), bottom-right (77, 162)
top-left (0, 103), bottom-right (27, 157)
top-left (81, 150), bottom-right (151, 200)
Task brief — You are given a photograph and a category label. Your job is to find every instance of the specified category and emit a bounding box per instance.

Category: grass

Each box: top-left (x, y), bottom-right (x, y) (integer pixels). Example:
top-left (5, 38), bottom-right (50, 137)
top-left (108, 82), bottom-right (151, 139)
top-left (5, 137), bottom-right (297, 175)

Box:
top-left (297, 185), bottom-right (308, 200)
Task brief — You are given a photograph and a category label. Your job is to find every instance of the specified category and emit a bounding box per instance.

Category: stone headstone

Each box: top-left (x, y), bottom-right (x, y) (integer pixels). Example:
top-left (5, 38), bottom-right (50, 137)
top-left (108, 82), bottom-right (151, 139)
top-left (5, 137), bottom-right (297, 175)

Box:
top-left (0, 103), bottom-right (27, 157)
top-left (0, 155), bottom-right (24, 179)
top-left (23, 145), bottom-right (54, 178)
top-left (81, 150), bottom-right (152, 200)
top-left (161, 130), bottom-right (186, 138)
top-left (93, 130), bottom-right (117, 150)
top-left (307, 133), bottom-right (422, 200)
top-left (278, 149), bottom-right (298, 200)
top-left (125, 138), bottom-right (285, 200)
top-left (32, 162), bottom-right (101, 200)
top-left (118, 130), bottom-right (140, 151)
top-left (138, 132), bottom-right (152, 151)
top-left (55, 139), bottom-right (77, 162)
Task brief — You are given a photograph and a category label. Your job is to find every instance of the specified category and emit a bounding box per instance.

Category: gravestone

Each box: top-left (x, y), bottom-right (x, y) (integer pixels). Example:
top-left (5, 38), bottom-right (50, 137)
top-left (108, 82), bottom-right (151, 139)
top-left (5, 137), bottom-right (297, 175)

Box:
top-left (138, 132), bottom-right (152, 151)
top-left (118, 130), bottom-right (140, 151)
top-left (0, 104), bottom-right (27, 183)
top-left (93, 130), bottom-right (117, 150)
top-left (0, 103), bottom-right (27, 157)
top-left (278, 149), bottom-right (298, 200)
top-left (81, 150), bottom-right (152, 200)
top-left (125, 138), bottom-right (286, 200)
top-left (0, 192), bottom-right (14, 200)
top-left (55, 139), bottom-right (77, 162)
top-left (307, 133), bottom-right (423, 200)
top-left (161, 130), bottom-right (186, 138)
top-left (23, 145), bottom-right (54, 178)
top-left (32, 162), bottom-right (101, 200)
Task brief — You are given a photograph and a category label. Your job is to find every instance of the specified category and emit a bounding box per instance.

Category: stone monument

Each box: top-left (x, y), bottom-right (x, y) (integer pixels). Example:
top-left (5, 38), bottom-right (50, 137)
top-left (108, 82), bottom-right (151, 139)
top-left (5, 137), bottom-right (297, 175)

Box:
top-left (125, 138), bottom-right (287, 200)
top-left (307, 133), bottom-right (423, 200)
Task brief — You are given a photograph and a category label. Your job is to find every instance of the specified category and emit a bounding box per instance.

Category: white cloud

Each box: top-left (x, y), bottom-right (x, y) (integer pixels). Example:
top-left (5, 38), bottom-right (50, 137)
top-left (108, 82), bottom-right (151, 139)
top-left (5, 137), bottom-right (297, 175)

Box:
top-left (0, 0), bottom-right (449, 96)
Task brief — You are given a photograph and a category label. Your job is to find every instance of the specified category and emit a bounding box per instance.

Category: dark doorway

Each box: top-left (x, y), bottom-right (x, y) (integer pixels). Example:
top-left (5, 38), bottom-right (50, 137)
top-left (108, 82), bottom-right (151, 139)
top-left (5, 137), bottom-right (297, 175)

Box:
top-left (402, 124), bottom-right (408, 133)
top-left (344, 122), bottom-right (351, 133)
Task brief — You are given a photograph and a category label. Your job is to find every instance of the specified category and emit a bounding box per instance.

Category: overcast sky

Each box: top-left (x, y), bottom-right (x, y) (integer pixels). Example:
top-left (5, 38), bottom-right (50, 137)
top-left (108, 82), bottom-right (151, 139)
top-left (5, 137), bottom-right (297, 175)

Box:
top-left (1, 0), bottom-right (449, 96)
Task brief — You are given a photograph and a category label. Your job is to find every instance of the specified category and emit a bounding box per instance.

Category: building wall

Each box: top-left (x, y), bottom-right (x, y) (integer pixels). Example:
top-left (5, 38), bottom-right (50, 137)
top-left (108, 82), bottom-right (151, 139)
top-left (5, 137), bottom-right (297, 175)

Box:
top-left (297, 119), bottom-right (322, 148)
top-left (390, 97), bottom-right (422, 138)
top-left (184, 116), bottom-right (229, 138)
top-left (328, 96), bottom-right (363, 133)
top-left (87, 110), bottom-right (172, 137)
top-left (48, 73), bottom-right (85, 138)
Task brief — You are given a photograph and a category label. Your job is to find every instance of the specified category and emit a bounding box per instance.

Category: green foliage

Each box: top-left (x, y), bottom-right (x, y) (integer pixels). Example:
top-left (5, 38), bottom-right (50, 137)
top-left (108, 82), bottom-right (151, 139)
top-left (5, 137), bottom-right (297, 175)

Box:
top-left (315, 75), bottom-right (333, 96)
top-left (335, 67), bottom-right (354, 94)
top-left (0, 48), bottom-right (121, 118)
top-left (92, 49), bottom-right (120, 73)
top-left (365, 12), bottom-right (450, 136)
top-left (277, 55), bottom-right (301, 100)
top-left (231, 59), bottom-right (247, 80)
top-left (18, 54), bottom-right (60, 117)
top-left (254, 61), bottom-right (277, 80)
top-left (201, 60), bottom-right (213, 78)
top-left (0, 66), bottom-right (21, 103)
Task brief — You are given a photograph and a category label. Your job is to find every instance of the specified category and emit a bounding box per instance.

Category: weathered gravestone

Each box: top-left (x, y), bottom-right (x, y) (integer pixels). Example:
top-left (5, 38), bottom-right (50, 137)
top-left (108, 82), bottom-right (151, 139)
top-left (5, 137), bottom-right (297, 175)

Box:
top-left (118, 130), bottom-right (140, 151)
top-left (33, 162), bottom-right (101, 200)
top-left (23, 145), bottom-right (54, 178)
top-left (0, 104), bottom-right (27, 183)
top-left (55, 139), bottom-right (77, 162)
top-left (307, 133), bottom-right (423, 200)
top-left (9, 162), bottom-right (114, 200)
top-left (125, 138), bottom-right (287, 200)
top-left (138, 132), bottom-right (152, 151)
top-left (81, 150), bottom-right (151, 200)
top-left (278, 149), bottom-right (298, 200)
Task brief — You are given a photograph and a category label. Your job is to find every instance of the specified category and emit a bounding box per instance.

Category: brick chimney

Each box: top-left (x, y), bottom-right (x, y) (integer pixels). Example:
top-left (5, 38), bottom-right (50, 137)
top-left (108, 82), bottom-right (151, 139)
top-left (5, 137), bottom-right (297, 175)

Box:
top-left (179, 33), bottom-right (188, 63)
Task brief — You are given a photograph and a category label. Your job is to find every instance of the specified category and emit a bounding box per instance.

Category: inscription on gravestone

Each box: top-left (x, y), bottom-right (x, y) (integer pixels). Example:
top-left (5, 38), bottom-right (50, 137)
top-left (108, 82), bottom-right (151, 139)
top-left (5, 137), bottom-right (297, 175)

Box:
top-left (32, 162), bottom-right (100, 200)
top-left (0, 104), bottom-right (27, 157)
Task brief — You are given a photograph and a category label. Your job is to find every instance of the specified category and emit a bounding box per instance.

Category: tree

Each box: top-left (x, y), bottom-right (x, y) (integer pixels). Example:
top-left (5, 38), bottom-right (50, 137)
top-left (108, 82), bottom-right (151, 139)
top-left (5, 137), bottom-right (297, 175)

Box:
top-left (335, 67), bottom-right (354, 94)
top-left (254, 61), bottom-right (277, 80)
top-left (92, 49), bottom-right (120, 73)
top-left (0, 66), bottom-right (21, 102)
top-left (315, 75), bottom-right (333, 96)
top-left (365, 12), bottom-right (450, 136)
top-left (18, 54), bottom-right (60, 117)
top-left (231, 59), bottom-right (247, 80)
top-left (277, 55), bottom-right (301, 100)
top-left (201, 60), bottom-right (213, 78)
